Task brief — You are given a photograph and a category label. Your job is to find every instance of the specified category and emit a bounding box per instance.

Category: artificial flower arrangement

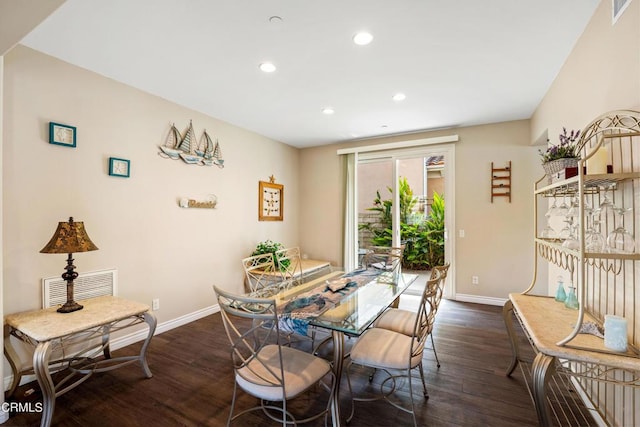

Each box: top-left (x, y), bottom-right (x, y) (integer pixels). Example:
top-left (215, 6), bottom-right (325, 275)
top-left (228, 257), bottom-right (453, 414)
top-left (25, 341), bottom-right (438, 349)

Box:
top-left (539, 128), bottom-right (581, 163)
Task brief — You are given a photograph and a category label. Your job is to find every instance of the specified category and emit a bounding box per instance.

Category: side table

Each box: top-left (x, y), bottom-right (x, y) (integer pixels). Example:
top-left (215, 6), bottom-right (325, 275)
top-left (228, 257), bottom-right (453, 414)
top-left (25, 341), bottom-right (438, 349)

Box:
top-left (4, 295), bottom-right (156, 427)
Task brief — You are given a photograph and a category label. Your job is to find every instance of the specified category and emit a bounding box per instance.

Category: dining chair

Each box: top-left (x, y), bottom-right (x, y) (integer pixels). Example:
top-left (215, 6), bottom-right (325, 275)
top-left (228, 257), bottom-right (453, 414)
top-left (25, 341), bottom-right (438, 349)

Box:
top-left (274, 246), bottom-right (304, 288)
top-left (346, 271), bottom-right (442, 427)
top-left (361, 246), bottom-right (404, 275)
top-left (372, 263), bottom-right (450, 367)
top-left (213, 285), bottom-right (336, 427)
top-left (241, 252), bottom-right (282, 295)
top-left (275, 246), bottom-right (330, 350)
top-left (241, 252), bottom-right (314, 347)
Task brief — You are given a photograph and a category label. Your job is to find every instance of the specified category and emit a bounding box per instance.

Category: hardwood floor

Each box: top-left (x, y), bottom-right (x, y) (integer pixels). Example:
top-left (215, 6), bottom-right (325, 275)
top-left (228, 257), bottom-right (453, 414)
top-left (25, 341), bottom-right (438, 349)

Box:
top-left (4, 299), bottom-right (540, 426)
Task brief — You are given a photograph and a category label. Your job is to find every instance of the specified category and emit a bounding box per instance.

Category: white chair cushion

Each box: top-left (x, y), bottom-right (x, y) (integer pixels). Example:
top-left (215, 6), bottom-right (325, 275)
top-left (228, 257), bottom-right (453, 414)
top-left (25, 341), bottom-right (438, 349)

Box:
top-left (373, 308), bottom-right (416, 336)
top-left (236, 344), bottom-right (332, 401)
top-left (350, 328), bottom-right (423, 370)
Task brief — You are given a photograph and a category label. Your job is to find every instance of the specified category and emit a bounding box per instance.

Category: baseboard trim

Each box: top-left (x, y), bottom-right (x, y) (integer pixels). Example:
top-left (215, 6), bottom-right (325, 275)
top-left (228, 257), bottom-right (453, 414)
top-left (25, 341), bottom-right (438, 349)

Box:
top-left (112, 304), bottom-right (221, 350)
top-left (454, 293), bottom-right (507, 307)
top-left (3, 304), bottom-right (221, 393)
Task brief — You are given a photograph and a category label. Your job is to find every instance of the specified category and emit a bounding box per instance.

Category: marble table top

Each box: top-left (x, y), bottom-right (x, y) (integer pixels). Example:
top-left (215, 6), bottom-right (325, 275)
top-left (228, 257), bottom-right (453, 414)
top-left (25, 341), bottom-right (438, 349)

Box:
top-left (4, 296), bottom-right (150, 342)
top-left (510, 293), bottom-right (640, 371)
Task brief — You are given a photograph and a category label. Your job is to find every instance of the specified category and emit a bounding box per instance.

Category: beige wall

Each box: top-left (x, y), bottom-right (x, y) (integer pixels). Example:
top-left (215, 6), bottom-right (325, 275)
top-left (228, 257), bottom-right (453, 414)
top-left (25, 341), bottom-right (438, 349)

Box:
top-left (531, 0), bottom-right (640, 294)
top-left (531, 0), bottom-right (640, 144)
top-left (299, 120), bottom-right (543, 300)
top-left (3, 45), bottom-right (301, 319)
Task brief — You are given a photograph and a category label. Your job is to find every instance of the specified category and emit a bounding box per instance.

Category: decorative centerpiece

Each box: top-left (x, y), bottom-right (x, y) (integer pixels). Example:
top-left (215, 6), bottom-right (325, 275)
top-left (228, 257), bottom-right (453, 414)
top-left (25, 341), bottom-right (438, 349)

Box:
top-left (539, 128), bottom-right (581, 181)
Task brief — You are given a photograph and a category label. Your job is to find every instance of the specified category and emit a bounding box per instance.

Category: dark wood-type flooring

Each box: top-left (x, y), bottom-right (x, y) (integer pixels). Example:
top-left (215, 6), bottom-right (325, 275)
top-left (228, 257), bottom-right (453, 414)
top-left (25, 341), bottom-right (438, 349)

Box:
top-left (4, 300), bottom-right (542, 426)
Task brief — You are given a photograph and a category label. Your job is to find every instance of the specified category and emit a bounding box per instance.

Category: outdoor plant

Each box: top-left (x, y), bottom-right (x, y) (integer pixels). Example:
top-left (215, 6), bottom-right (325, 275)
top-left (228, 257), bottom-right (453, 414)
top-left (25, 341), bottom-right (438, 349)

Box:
top-left (251, 239), bottom-right (290, 270)
top-left (359, 178), bottom-right (445, 269)
top-left (538, 127), bottom-right (581, 163)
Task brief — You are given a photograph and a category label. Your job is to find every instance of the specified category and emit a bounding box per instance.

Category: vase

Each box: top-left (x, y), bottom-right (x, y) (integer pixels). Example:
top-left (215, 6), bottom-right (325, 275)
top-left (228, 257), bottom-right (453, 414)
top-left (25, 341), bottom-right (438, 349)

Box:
top-left (564, 286), bottom-right (579, 310)
top-left (542, 158), bottom-right (579, 182)
top-left (554, 277), bottom-right (566, 302)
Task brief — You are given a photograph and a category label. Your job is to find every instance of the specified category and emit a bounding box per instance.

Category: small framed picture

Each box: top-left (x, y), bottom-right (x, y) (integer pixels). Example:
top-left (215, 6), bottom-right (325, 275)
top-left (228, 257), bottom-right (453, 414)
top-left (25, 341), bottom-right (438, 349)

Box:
top-left (109, 157), bottom-right (130, 178)
top-left (49, 122), bottom-right (76, 148)
top-left (258, 179), bottom-right (283, 221)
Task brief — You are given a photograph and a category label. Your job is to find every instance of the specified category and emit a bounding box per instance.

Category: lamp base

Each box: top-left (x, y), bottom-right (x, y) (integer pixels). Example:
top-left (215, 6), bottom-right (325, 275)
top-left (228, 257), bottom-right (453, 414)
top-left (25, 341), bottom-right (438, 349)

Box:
top-left (57, 301), bottom-right (84, 313)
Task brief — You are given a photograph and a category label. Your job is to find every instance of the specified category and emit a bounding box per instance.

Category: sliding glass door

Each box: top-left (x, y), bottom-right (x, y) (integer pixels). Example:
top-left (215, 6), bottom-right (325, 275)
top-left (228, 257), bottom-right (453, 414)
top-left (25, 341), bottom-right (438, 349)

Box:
top-left (354, 146), bottom-right (452, 299)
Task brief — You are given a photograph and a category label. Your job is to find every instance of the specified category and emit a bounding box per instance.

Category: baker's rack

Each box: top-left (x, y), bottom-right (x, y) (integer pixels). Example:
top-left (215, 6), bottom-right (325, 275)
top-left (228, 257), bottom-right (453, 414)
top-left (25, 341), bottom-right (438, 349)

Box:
top-left (505, 111), bottom-right (640, 427)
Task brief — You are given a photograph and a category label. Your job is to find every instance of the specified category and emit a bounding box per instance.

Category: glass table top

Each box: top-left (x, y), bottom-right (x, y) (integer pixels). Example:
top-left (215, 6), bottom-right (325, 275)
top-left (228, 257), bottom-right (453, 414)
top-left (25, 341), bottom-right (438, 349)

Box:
top-left (310, 272), bottom-right (417, 336)
top-left (249, 269), bottom-right (418, 337)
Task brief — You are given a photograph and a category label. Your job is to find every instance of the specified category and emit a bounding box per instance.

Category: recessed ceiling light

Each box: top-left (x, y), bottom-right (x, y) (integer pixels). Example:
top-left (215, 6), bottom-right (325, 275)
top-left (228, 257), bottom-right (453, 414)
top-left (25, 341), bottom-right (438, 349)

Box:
top-left (259, 62), bottom-right (276, 73)
top-left (393, 93), bottom-right (406, 101)
top-left (322, 107), bottom-right (335, 115)
top-left (381, 124), bottom-right (388, 128)
top-left (353, 32), bottom-right (373, 46)
top-left (269, 16), bottom-right (283, 23)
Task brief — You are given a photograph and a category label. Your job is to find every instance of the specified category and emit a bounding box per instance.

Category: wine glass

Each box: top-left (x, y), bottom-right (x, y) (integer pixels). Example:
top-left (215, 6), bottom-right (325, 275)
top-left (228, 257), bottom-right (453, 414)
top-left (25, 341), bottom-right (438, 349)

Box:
top-left (556, 195), bottom-right (570, 217)
top-left (599, 183), bottom-right (617, 217)
top-left (540, 210), bottom-right (556, 239)
top-left (547, 195), bottom-right (559, 217)
top-left (585, 209), bottom-right (606, 252)
top-left (561, 220), bottom-right (580, 250)
top-left (565, 195), bottom-right (580, 219)
top-left (607, 207), bottom-right (636, 254)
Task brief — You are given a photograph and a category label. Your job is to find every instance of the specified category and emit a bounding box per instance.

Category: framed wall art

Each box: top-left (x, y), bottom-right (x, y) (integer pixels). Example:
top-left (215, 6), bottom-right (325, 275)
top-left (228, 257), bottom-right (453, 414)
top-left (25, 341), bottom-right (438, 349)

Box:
top-left (258, 177), bottom-right (283, 221)
top-left (108, 157), bottom-right (130, 178)
top-left (49, 122), bottom-right (76, 148)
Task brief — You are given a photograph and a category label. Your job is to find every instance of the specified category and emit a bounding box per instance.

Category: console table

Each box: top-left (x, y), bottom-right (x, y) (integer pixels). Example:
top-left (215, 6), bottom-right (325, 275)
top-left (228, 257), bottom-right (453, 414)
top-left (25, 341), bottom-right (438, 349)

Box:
top-left (4, 295), bottom-right (156, 427)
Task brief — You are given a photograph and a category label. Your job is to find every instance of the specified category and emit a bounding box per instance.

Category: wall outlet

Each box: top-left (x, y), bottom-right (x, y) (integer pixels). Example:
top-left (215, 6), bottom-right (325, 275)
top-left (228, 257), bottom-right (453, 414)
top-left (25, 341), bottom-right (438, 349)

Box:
top-left (472, 276), bottom-right (479, 285)
top-left (459, 229), bottom-right (465, 238)
top-left (152, 298), bottom-right (160, 311)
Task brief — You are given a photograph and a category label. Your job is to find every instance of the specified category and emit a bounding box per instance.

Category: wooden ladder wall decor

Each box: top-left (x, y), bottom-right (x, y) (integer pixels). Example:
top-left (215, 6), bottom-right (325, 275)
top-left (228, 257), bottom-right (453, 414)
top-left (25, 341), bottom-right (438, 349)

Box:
top-left (491, 161), bottom-right (511, 203)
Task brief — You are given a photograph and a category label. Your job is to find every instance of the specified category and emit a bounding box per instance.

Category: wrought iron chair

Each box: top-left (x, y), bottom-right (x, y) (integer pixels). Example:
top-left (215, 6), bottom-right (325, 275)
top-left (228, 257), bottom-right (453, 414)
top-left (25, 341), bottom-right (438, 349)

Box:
top-left (372, 263), bottom-right (450, 367)
top-left (213, 285), bottom-right (336, 427)
top-left (361, 246), bottom-right (404, 275)
top-left (274, 246), bottom-right (304, 288)
top-left (346, 270), bottom-right (443, 427)
top-left (241, 253), bottom-right (282, 295)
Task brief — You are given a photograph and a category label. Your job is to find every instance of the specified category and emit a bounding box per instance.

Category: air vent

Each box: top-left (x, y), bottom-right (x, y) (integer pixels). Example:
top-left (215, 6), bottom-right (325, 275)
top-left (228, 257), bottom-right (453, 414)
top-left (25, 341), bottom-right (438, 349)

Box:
top-left (613, 0), bottom-right (631, 24)
top-left (42, 269), bottom-right (117, 308)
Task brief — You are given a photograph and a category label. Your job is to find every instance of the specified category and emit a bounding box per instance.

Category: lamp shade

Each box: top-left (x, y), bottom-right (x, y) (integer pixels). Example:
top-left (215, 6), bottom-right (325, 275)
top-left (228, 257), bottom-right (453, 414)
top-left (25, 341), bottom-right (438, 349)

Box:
top-left (40, 217), bottom-right (99, 254)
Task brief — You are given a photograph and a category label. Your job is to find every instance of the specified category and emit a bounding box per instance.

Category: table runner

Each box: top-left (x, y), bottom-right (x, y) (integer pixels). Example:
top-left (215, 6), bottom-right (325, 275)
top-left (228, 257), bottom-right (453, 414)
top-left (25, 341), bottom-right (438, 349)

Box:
top-left (277, 268), bottom-right (383, 336)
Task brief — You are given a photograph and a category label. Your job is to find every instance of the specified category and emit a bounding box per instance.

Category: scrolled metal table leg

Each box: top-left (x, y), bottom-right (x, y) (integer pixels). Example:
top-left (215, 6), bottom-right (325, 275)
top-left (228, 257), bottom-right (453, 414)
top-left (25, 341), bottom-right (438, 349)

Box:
top-left (4, 325), bottom-right (22, 398)
top-left (531, 353), bottom-right (556, 426)
top-left (502, 299), bottom-right (520, 376)
top-left (102, 324), bottom-right (112, 359)
top-left (139, 312), bottom-right (157, 378)
top-left (33, 341), bottom-right (54, 427)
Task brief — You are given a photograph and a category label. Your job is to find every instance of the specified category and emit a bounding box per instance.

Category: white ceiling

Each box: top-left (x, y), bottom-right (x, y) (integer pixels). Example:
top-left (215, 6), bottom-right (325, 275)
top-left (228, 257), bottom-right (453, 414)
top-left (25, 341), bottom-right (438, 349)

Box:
top-left (20, 0), bottom-right (600, 148)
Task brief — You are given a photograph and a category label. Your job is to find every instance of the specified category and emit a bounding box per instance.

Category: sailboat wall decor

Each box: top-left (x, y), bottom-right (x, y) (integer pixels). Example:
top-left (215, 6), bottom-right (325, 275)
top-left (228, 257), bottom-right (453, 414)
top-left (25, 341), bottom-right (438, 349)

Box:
top-left (158, 121), bottom-right (225, 167)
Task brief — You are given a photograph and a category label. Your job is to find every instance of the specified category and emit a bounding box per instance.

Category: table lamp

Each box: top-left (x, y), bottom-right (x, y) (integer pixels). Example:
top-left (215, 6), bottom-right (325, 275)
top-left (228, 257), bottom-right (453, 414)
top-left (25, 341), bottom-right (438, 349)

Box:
top-left (40, 217), bottom-right (99, 313)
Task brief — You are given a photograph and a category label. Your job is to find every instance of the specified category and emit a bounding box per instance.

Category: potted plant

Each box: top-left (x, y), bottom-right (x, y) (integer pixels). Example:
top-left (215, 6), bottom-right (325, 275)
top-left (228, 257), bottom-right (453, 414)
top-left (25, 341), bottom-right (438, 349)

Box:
top-left (251, 239), bottom-right (290, 270)
top-left (539, 128), bottom-right (581, 178)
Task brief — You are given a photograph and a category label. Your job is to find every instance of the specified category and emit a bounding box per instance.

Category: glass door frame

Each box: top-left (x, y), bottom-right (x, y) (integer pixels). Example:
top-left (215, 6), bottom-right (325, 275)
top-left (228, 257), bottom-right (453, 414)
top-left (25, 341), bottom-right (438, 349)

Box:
top-left (356, 143), bottom-right (456, 298)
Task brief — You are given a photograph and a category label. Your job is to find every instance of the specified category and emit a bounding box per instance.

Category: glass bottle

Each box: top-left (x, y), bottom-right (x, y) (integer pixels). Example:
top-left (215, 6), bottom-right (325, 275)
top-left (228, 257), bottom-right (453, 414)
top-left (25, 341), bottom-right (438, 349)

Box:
top-left (564, 285), bottom-right (579, 310)
top-left (554, 276), bottom-right (566, 302)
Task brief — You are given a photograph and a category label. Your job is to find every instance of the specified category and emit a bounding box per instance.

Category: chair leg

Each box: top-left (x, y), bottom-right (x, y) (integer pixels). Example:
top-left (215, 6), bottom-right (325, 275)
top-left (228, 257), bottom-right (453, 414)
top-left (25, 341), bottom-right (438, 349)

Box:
top-left (407, 367), bottom-right (418, 427)
top-left (418, 361), bottom-right (429, 399)
top-left (227, 382), bottom-right (239, 426)
top-left (430, 333), bottom-right (441, 368)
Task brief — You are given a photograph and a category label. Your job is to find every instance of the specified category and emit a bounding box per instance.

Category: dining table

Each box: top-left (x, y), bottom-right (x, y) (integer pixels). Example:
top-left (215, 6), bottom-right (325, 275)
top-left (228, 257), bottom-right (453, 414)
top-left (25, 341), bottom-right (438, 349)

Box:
top-left (249, 267), bottom-right (418, 427)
